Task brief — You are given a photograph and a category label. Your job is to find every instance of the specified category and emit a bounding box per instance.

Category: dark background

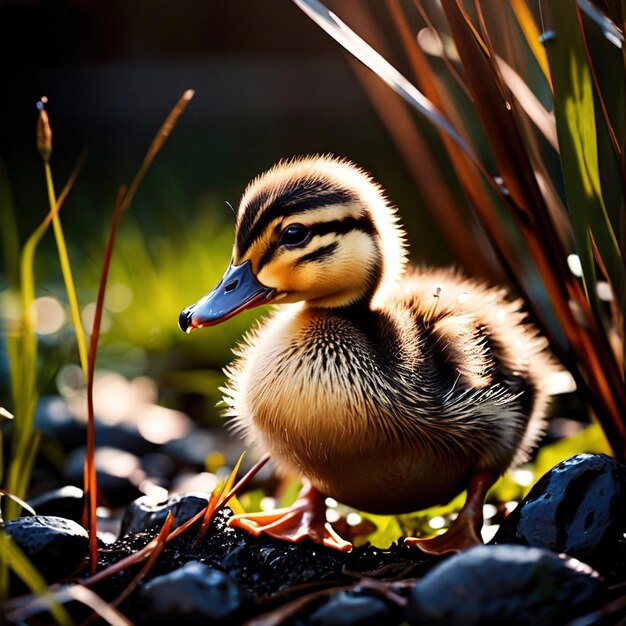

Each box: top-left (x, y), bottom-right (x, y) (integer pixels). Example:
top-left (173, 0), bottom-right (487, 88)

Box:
top-left (1, 0), bottom-right (450, 265)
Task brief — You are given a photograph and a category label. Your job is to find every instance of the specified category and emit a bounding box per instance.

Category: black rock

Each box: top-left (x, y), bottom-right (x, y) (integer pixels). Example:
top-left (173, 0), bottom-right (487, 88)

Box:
top-left (162, 430), bottom-right (221, 468)
top-left (137, 561), bottom-right (242, 624)
top-left (94, 421), bottom-right (156, 457)
top-left (64, 446), bottom-right (142, 507)
top-left (34, 396), bottom-right (85, 450)
top-left (493, 453), bottom-right (626, 570)
top-left (308, 590), bottom-right (399, 626)
top-left (2, 516), bottom-right (89, 583)
top-left (119, 492), bottom-right (210, 537)
top-left (405, 544), bottom-right (604, 626)
top-left (27, 486), bottom-right (85, 524)
top-left (141, 452), bottom-right (176, 481)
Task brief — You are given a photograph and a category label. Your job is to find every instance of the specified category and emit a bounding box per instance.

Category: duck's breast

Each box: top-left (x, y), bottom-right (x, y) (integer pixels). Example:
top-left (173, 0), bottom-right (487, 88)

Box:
top-left (224, 305), bottom-right (474, 512)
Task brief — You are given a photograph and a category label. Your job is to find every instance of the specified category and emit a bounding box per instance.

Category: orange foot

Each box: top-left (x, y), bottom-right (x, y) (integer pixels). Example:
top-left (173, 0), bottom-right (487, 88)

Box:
top-left (228, 483), bottom-right (352, 552)
top-left (405, 471), bottom-right (497, 555)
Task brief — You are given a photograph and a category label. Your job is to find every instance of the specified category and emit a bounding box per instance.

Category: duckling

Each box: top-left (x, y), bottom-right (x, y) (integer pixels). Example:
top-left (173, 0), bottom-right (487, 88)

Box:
top-left (179, 155), bottom-right (556, 554)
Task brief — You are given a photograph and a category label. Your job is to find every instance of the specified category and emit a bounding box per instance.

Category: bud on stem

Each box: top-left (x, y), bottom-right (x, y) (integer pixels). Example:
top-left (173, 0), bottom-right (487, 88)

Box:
top-left (36, 97), bottom-right (52, 162)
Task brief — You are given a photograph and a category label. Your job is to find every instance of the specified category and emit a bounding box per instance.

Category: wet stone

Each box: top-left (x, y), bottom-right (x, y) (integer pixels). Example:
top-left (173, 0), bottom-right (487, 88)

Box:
top-left (95, 421), bottom-right (156, 457)
top-left (137, 561), bottom-right (242, 625)
top-left (163, 430), bottom-right (221, 468)
top-left (27, 486), bottom-right (85, 524)
top-left (2, 516), bottom-right (89, 584)
top-left (64, 446), bottom-right (142, 507)
top-left (141, 452), bottom-right (176, 481)
top-left (119, 492), bottom-right (210, 537)
top-left (308, 590), bottom-right (400, 626)
top-left (34, 396), bottom-right (85, 451)
top-left (493, 453), bottom-right (626, 571)
top-left (405, 544), bottom-right (605, 626)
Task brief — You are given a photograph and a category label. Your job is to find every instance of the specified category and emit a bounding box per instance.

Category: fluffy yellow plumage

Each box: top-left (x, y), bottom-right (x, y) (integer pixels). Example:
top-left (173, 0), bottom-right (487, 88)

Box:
top-left (180, 155), bottom-right (557, 553)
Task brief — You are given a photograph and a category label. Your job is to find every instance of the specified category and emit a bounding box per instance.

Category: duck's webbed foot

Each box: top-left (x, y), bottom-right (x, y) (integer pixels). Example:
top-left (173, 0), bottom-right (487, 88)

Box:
top-left (405, 471), bottom-right (497, 555)
top-left (228, 483), bottom-right (352, 552)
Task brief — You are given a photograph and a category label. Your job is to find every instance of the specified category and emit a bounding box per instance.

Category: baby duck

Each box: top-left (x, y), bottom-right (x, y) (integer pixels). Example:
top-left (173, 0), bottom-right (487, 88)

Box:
top-left (179, 155), bottom-right (556, 554)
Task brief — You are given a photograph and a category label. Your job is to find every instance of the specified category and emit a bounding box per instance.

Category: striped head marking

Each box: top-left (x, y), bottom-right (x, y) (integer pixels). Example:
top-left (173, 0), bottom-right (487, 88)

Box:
top-left (179, 155), bottom-right (408, 331)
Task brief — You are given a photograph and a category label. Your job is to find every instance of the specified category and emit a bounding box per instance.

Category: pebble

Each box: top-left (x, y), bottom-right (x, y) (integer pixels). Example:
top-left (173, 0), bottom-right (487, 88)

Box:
top-left (95, 421), bottom-right (156, 457)
top-left (64, 446), bottom-right (143, 507)
top-left (308, 590), bottom-right (399, 626)
top-left (405, 544), bottom-right (604, 625)
top-left (27, 486), bottom-right (85, 524)
top-left (34, 396), bottom-right (85, 450)
top-left (494, 453), bottom-right (626, 570)
top-left (138, 561), bottom-right (242, 624)
top-left (119, 492), bottom-right (210, 537)
top-left (163, 430), bottom-right (221, 468)
top-left (1, 515), bottom-right (89, 584)
top-left (141, 452), bottom-right (176, 481)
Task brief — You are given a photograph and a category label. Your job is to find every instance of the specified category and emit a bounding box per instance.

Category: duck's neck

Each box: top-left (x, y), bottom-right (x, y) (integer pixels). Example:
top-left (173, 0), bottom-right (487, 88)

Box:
top-left (313, 295), bottom-right (380, 336)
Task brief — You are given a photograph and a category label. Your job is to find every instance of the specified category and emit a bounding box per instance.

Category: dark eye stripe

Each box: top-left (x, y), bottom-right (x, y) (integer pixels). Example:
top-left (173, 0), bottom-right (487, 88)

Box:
top-left (257, 215), bottom-right (377, 270)
top-left (309, 215), bottom-right (376, 238)
top-left (294, 242), bottom-right (339, 266)
top-left (237, 181), bottom-right (357, 255)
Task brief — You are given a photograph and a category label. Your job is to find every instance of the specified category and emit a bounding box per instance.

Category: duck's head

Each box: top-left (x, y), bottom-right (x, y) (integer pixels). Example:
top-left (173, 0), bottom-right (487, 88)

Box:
top-left (179, 155), bottom-right (407, 332)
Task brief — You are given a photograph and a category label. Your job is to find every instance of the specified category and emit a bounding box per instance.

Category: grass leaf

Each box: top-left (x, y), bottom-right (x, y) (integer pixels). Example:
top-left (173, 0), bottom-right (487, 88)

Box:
top-left (0, 532), bottom-right (73, 625)
top-left (509, 0), bottom-right (553, 89)
top-left (291, 0), bottom-right (478, 161)
top-left (544, 3), bottom-right (626, 316)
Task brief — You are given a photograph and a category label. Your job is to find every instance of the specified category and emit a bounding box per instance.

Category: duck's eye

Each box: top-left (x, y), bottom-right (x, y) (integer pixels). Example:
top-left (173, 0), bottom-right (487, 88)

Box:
top-left (279, 224), bottom-right (310, 247)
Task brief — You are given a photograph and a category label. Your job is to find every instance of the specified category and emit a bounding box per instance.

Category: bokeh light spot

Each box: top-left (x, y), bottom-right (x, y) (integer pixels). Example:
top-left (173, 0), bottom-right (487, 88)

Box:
top-left (136, 405), bottom-right (192, 444)
top-left (205, 451), bottom-right (226, 473)
top-left (428, 515), bottom-right (446, 530)
top-left (346, 512), bottom-right (362, 526)
top-left (32, 296), bottom-right (66, 335)
top-left (567, 254), bottom-right (583, 277)
top-left (81, 302), bottom-right (112, 334)
top-left (106, 283), bottom-right (133, 312)
top-left (512, 468), bottom-right (534, 487)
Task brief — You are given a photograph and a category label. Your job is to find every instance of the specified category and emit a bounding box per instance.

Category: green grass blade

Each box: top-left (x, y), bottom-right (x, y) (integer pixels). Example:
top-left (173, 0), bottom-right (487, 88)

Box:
top-left (0, 533), bottom-right (74, 625)
top-left (3, 208), bottom-right (51, 520)
top-left (43, 161), bottom-right (89, 381)
top-left (544, 2), bottom-right (626, 316)
top-left (3, 145), bottom-right (85, 521)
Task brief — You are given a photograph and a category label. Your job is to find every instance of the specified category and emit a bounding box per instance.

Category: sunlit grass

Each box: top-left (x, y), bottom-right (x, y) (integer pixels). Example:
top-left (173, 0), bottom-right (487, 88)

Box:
top-left (0, 89), bottom-right (195, 603)
top-left (1, 130), bottom-right (85, 525)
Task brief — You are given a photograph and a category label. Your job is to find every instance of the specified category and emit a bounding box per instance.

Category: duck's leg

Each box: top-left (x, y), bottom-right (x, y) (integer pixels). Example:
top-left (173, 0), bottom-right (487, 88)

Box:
top-left (405, 471), bottom-right (496, 555)
top-left (228, 483), bottom-right (352, 552)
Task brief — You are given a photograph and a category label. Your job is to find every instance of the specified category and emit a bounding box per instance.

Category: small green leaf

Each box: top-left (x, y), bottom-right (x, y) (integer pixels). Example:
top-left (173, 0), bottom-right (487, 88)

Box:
top-left (359, 513), bottom-right (403, 549)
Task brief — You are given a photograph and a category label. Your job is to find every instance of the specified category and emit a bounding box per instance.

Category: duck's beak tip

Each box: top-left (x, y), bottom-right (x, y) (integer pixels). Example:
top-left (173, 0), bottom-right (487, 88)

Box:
top-left (178, 260), bottom-right (273, 333)
top-left (178, 307), bottom-right (195, 334)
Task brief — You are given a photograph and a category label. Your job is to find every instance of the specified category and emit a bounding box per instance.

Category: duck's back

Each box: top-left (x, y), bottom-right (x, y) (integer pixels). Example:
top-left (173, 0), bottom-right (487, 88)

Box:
top-left (380, 267), bottom-right (555, 467)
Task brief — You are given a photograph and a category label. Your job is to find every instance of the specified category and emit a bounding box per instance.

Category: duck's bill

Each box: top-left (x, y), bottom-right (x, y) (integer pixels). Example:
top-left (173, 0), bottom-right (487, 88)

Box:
top-left (179, 260), bottom-right (274, 333)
